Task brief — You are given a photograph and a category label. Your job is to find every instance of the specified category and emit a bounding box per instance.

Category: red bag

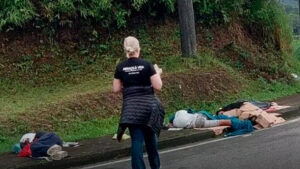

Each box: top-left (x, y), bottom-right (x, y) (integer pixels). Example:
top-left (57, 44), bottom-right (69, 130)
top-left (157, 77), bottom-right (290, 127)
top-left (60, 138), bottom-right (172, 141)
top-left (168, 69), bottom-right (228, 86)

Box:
top-left (18, 143), bottom-right (32, 157)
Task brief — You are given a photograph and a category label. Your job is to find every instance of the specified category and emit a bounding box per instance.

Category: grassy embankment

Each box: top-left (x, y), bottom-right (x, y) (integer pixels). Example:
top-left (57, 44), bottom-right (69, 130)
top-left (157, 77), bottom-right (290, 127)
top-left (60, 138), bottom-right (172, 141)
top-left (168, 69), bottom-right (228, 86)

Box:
top-left (1, 26), bottom-right (299, 153)
top-left (0, 0), bottom-right (300, 153)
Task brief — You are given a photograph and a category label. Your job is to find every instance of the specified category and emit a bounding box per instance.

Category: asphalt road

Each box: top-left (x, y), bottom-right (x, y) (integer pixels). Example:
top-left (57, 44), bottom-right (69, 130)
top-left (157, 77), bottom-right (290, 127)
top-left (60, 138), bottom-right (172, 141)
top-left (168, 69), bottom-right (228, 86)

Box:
top-left (72, 117), bottom-right (300, 169)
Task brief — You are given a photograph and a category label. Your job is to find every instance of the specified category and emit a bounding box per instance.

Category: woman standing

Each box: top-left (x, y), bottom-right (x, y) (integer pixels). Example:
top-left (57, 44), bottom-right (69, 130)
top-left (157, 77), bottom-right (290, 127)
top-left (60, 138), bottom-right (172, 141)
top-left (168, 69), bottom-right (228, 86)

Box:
top-left (113, 36), bottom-right (164, 169)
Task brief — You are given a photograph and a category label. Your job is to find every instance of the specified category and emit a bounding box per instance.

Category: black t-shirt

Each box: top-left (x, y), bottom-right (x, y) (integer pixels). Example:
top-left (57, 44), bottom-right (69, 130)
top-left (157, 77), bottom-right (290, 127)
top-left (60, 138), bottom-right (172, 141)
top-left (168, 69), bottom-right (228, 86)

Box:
top-left (114, 58), bottom-right (156, 88)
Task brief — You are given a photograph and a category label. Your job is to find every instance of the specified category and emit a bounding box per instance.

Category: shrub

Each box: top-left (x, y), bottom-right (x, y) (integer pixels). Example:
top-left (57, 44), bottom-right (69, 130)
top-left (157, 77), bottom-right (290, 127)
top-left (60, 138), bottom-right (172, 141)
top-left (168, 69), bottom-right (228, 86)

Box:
top-left (0, 0), bottom-right (176, 31)
top-left (193, 0), bottom-right (244, 26)
top-left (244, 0), bottom-right (293, 53)
top-left (0, 0), bottom-right (36, 31)
top-left (0, 0), bottom-right (293, 59)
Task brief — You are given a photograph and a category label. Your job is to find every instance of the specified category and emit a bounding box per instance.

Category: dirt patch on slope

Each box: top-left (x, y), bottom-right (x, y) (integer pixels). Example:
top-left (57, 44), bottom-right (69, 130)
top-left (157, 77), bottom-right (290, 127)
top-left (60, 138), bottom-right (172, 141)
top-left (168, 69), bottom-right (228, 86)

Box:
top-left (160, 68), bottom-right (242, 104)
top-left (196, 21), bottom-right (258, 52)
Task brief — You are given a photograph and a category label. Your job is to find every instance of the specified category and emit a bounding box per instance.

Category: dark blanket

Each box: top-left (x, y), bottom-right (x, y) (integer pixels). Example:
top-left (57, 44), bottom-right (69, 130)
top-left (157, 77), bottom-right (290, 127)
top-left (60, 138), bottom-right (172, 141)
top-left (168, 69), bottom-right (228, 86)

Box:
top-left (31, 133), bottom-right (62, 157)
top-left (216, 100), bottom-right (272, 115)
top-left (216, 101), bottom-right (245, 115)
top-left (118, 86), bottom-right (165, 138)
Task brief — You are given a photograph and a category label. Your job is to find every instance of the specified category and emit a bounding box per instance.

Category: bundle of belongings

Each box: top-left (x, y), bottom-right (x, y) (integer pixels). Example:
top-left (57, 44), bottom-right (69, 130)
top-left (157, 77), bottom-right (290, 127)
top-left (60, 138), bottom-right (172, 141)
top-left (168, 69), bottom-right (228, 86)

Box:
top-left (168, 109), bottom-right (254, 136)
top-left (167, 100), bottom-right (289, 136)
top-left (12, 132), bottom-right (78, 161)
top-left (216, 100), bottom-right (288, 129)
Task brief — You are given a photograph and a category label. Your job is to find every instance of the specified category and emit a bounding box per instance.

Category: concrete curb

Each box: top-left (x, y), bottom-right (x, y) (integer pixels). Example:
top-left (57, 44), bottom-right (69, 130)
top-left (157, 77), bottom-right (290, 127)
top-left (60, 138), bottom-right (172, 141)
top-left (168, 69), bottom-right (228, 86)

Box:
top-left (1, 97), bottom-right (300, 169)
top-left (3, 130), bottom-right (215, 169)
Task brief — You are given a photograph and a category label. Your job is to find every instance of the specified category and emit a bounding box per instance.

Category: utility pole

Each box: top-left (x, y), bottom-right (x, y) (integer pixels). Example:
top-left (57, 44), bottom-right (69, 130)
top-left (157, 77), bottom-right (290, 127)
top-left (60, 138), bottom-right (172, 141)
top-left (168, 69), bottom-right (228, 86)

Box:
top-left (177, 0), bottom-right (197, 57)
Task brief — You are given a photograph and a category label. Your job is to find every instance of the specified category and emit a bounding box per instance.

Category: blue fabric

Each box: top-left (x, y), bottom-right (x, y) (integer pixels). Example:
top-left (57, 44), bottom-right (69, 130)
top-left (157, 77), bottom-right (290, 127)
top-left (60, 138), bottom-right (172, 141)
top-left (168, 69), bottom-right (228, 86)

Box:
top-left (30, 133), bottom-right (62, 157)
top-left (186, 109), bottom-right (203, 115)
top-left (129, 126), bottom-right (160, 169)
top-left (169, 114), bottom-right (175, 123)
top-left (199, 111), bottom-right (254, 137)
top-left (199, 110), bottom-right (218, 120)
top-left (226, 118), bottom-right (254, 136)
top-left (12, 143), bottom-right (21, 154)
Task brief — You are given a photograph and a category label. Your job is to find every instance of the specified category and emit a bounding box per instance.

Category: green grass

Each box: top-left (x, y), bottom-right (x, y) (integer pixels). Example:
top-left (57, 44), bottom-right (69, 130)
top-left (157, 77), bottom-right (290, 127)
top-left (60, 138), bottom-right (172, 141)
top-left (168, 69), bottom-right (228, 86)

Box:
top-left (57, 117), bottom-right (119, 141)
top-left (168, 79), bottom-right (300, 114)
top-left (0, 117), bottom-right (119, 153)
top-left (0, 48), bottom-right (218, 116)
top-left (1, 76), bottom-right (299, 154)
top-left (1, 48), bottom-right (300, 154)
top-left (0, 74), bottom-right (113, 115)
top-left (0, 136), bottom-right (19, 154)
top-left (293, 39), bottom-right (300, 61)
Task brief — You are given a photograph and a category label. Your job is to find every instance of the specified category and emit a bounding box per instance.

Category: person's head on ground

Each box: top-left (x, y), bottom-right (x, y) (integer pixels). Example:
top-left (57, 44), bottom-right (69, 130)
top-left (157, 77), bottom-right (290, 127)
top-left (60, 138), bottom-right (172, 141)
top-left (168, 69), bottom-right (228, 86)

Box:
top-left (124, 36), bottom-right (140, 58)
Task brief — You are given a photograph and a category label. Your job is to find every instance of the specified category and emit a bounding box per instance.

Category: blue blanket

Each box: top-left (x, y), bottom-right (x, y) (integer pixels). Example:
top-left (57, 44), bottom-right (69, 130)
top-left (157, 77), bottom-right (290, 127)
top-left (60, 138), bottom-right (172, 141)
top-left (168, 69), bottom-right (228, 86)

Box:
top-left (199, 110), bottom-right (254, 136)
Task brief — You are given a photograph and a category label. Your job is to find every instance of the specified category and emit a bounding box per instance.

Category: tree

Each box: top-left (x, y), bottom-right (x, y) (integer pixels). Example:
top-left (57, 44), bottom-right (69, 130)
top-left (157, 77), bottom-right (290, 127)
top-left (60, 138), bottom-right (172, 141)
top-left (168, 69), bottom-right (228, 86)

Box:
top-left (177, 0), bottom-right (197, 57)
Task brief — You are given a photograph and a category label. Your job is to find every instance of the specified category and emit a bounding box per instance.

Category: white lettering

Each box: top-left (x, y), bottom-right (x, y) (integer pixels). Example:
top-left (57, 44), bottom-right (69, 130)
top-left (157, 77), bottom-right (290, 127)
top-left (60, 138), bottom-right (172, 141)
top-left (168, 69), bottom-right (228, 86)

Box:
top-left (122, 65), bottom-right (144, 74)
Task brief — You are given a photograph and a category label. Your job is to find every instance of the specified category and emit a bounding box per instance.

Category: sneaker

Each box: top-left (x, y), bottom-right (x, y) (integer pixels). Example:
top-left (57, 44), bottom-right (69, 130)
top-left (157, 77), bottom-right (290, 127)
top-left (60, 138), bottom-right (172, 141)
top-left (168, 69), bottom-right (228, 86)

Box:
top-left (51, 151), bottom-right (68, 160)
top-left (112, 133), bottom-right (130, 140)
top-left (47, 144), bottom-right (62, 156)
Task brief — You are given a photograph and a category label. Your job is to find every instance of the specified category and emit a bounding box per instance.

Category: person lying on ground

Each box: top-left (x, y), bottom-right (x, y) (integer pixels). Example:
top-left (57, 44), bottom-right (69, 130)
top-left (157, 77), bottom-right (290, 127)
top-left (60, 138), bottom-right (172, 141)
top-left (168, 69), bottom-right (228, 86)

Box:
top-left (15, 132), bottom-right (78, 160)
top-left (166, 110), bottom-right (254, 136)
top-left (166, 110), bottom-right (231, 129)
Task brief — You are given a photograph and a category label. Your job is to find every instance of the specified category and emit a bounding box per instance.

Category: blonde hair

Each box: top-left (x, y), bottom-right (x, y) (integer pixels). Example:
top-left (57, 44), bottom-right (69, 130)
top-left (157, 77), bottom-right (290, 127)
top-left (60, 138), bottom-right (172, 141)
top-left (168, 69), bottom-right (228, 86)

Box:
top-left (124, 36), bottom-right (140, 58)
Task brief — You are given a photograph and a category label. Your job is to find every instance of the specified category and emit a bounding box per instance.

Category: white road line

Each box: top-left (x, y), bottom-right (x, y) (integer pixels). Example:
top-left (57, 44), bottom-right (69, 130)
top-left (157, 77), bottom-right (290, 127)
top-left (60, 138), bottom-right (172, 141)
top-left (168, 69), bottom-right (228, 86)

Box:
top-left (78, 116), bottom-right (300, 169)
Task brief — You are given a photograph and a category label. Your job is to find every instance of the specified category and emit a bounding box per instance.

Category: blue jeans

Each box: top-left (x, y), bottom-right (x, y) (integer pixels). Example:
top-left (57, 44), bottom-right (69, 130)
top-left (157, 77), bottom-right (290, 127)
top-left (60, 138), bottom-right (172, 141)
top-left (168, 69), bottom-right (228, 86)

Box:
top-left (128, 126), bottom-right (160, 169)
top-left (31, 133), bottom-right (62, 157)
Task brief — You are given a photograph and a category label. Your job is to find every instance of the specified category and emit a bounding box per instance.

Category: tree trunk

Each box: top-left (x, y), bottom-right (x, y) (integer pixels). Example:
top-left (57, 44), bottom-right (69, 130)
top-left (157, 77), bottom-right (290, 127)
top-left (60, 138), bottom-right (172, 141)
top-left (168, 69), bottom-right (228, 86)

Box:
top-left (299, 0), bottom-right (300, 28)
top-left (177, 0), bottom-right (197, 57)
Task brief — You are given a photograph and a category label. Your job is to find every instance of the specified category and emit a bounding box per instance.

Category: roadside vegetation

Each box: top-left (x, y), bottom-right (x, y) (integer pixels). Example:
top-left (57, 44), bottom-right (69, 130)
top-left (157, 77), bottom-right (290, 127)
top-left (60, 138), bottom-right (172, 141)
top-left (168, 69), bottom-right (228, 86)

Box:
top-left (0, 0), bottom-right (300, 153)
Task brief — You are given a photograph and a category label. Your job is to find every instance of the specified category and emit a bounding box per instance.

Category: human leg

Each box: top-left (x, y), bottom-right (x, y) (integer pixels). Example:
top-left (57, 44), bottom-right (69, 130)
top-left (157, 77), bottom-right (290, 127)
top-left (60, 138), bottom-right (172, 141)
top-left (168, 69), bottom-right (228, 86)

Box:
top-left (143, 127), bottom-right (160, 169)
top-left (203, 119), bottom-right (220, 127)
top-left (218, 120), bottom-right (231, 126)
top-left (202, 119), bottom-right (231, 127)
top-left (129, 126), bottom-right (146, 169)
